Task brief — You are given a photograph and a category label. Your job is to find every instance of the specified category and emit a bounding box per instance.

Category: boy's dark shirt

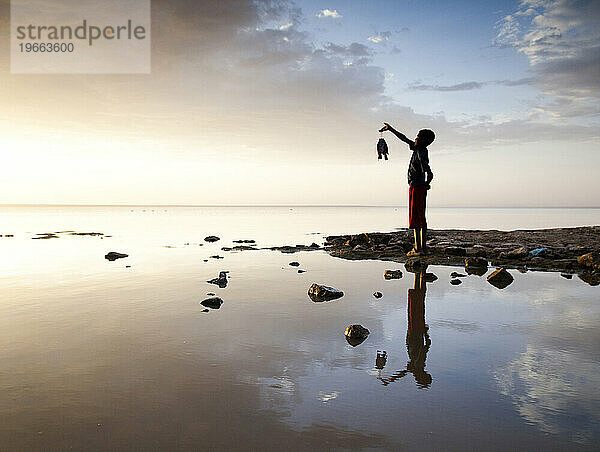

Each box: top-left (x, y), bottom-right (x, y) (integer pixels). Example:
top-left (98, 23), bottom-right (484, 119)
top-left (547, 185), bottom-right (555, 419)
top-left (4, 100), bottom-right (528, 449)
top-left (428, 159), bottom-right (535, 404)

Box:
top-left (407, 143), bottom-right (432, 187)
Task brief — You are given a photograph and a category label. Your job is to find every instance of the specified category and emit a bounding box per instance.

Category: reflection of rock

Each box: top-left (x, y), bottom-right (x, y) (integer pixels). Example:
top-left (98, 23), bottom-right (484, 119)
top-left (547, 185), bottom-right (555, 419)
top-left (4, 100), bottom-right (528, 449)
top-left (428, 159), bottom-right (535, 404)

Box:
top-left (487, 268), bottom-right (514, 289)
top-left (465, 257), bottom-right (488, 269)
top-left (289, 261), bottom-right (300, 267)
top-left (424, 272), bottom-right (437, 283)
top-left (373, 291), bottom-right (383, 298)
top-left (405, 259), bottom-right (427, 273)
top-left (105, 251), bottom-right (128, 261)
top-left (207, 271), bottom-right (228, 288)
top-left (204, 236), bottom-right (220, 242)
top-left (450, 279), bottom-right (462, 285)
top-left (578, 271), bottom-right (600, 286)
top-left (307, 283), bottom-right (344, 302)
top-left (344, 324), bottom-right (370, 347)
top-left (466, 266), bottom-right (488, 276)
top-left (384, 270), bottom-right (403, 279)
top-left (200, 297), bottom-right (223, 309)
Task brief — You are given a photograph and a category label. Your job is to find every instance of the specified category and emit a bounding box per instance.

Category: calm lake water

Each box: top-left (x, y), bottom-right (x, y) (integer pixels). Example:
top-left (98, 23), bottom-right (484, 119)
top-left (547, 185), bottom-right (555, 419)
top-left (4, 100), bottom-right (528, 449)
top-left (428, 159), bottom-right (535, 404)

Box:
top-left (1, 206), bottom-right (599, 450)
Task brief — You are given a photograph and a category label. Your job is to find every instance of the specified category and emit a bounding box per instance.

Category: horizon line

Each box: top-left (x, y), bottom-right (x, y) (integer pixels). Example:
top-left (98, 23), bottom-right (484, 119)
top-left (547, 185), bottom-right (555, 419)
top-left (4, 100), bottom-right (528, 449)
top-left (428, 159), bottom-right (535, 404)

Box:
top-left (1, 204), bottom-right (600, 209)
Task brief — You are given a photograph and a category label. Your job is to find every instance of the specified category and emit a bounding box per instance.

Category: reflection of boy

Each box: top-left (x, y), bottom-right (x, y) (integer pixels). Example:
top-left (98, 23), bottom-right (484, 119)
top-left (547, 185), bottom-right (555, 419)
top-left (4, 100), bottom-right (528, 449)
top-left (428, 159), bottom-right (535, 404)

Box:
top-left (378, 124), bottom-right (435, 256)
top-left (407, 271), bottom-right (432, 388)
top-left (375, 270), bottom-right (432, 388)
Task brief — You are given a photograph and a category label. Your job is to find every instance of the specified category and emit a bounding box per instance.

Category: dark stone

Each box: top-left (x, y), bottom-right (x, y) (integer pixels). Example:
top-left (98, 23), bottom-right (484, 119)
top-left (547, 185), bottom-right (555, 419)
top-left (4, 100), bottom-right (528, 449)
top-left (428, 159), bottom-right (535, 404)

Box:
top-left (207, 292), bottom-right (215, 296)
top-left (445, 246), bottom-right (466, 256)
top-left (309, 242), bottom-right (320, 248)
top-left (201, 309), bottom-right (210, 313)
top-left (373, 292), bottom-right (383, 298)
top-left (221, 247), bottom-right (233, 251)
top-left (577, 252), bottom-right (600, 269)
top-left (204, 236), bottom-right (220, 242)
top-left (105, 251), bottom-right (129, 261)
top-left (207, 271), bottom-right (228, 288)
top-left (289, 261), bottom-right (300, 267)
top-left (487, 268), bottom-right (514, 289)
top-left (297, 269), bottom-right (306, 273)
top-left (560, 273), bottom-right (573, 279)
top-left (33, 233), bottom-right (59, 240)
top-left (384, 270), bottom-right (403, 280)
top-left (200, 297), bottom-right (223, 309)
top-left (344, 324), bottom-right (370, 347)
top-left (210, 255), bottom-right (224, 259)
top-left (308, 283), bottom-right (344, 302)
top-left (125, 265), bottom-right (131, 268)
top-left (450, 279), bottom-right (462, 285)
top-left (233, 239), bottom-right (255, 244)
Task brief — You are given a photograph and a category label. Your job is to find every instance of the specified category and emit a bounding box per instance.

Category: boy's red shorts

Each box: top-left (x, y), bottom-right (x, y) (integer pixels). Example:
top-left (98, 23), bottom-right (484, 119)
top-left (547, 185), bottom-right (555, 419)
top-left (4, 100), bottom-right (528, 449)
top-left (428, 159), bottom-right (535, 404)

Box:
top-left (409, 185), bottom-right (427, 229)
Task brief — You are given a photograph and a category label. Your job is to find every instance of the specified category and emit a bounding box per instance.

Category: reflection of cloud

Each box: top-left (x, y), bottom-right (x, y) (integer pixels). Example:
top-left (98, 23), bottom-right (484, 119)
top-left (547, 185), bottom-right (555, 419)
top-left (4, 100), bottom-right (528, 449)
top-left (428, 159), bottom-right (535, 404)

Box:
top-left (367, 31), bottom-right (391, 43)
top-left (316, 9), bottom-right (341, 19)
top-left (317, 391), bottom-right (339, 403)
top-left (430, 319), bottom-right (480, 333)
top-left (495, 344), bottom-right (600, 444)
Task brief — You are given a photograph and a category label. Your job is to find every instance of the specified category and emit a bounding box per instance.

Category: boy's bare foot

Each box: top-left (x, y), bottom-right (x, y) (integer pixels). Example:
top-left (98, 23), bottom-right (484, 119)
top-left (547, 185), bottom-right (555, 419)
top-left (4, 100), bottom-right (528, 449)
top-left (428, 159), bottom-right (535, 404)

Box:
top-left (406, 248), bottom-right (422, 257)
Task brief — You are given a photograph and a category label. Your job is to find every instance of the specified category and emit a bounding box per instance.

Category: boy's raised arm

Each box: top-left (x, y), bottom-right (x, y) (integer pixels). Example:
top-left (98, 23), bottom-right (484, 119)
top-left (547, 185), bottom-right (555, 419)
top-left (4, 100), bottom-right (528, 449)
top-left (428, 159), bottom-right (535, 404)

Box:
top-left (379, 123), bottom-right (414, 147)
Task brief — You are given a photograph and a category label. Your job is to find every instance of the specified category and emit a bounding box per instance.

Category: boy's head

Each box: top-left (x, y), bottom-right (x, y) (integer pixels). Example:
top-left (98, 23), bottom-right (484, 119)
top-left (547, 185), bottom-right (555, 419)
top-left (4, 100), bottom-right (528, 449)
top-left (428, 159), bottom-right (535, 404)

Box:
top-left (415, 129), bottom-right (435, 148)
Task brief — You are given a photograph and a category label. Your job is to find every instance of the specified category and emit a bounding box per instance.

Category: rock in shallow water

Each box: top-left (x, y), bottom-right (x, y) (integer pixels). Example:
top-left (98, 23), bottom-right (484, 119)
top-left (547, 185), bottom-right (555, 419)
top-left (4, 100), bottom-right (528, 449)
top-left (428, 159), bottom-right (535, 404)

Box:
top-left (204, 236), bottom-right (220, 242)
top-left (373, 291), bottom-right (383, 298)
top-left (289, 261), bottom-right (300, 267)
top-left (487, 268), bottom-right (514, 289)
top-left (450, 272), bottom-right (466, 278)
top-left (344, 324), bottom-right (370, 346)
top-left (307, 283), bottom-right (344, 302)
top-left (207, 271), bottom-right (228, 288)
top-left (384, 270), bottom-right (403, 280)
top-left (450, 279), bottom-right (462, 285)
top-left (105, 251), bottom-right (128, 261)
top-left (200, 297), bottom-right (223, 309)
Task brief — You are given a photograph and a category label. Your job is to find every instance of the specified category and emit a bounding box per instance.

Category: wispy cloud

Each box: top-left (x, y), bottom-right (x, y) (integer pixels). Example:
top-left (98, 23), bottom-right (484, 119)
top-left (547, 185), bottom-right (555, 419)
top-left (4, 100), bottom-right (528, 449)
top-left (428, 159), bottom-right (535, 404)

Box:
top-left (407, 78), bottom-right (534, 92)
top-left (494, 0), bottom-right (600, 118)
top-left (367, 31), bottom-right (391, 43)
top-left (316, 9), bottom-right (341, 19)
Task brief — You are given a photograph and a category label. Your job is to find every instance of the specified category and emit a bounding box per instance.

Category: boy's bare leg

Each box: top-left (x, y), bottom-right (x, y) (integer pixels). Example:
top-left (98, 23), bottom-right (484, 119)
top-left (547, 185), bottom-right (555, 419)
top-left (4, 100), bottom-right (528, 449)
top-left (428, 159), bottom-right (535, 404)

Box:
top-left (413, 229), bottom-right (421, 252)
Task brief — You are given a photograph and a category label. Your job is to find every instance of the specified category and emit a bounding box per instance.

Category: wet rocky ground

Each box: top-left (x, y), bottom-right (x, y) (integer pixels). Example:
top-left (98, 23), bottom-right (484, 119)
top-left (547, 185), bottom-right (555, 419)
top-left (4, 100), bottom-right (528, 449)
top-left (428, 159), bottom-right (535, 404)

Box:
top-left (322, 226), bottom-right (600, 286)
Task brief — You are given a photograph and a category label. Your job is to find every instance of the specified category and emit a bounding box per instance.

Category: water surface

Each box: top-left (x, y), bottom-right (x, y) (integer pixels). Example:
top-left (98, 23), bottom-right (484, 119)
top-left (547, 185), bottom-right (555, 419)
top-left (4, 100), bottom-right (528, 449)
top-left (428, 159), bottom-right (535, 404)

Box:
top-left (0, 206), bottom-right (598, 450)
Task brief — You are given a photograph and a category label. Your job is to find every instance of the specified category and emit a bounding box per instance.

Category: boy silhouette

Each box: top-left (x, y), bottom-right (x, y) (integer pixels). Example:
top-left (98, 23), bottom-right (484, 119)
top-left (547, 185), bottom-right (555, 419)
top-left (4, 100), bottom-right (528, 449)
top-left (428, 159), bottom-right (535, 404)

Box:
top-left (379, 123), bottom-right (435, 256)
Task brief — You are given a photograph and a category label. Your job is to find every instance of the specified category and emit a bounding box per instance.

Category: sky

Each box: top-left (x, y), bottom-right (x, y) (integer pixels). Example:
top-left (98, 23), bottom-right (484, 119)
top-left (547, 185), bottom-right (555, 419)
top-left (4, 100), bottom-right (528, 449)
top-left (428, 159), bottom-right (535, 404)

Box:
top-left (0, 0), bottom-right (599, 206)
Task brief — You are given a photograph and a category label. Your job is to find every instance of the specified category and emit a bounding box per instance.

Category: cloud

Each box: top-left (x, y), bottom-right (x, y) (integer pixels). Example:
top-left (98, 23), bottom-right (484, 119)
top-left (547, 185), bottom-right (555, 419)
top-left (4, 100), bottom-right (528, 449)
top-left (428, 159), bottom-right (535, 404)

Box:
top-left (495, 0), bottom-right (600, 118)
top-left (407, 79), bottom-right (534, 92)
top-left (324, 42), bottom-right (372, 58)
top-left (367, 31), bottom-right (391, 43)
top-left (408, 81), bottom-right (485, 92)
top-left (316, 9), bottom-right (341, 19)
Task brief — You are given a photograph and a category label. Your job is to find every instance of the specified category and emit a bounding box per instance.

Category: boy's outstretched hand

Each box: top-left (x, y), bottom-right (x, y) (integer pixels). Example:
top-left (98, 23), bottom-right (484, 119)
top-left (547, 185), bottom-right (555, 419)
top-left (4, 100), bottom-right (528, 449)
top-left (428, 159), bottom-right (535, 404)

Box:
top-left (379, 123), bottom-right (391, 132)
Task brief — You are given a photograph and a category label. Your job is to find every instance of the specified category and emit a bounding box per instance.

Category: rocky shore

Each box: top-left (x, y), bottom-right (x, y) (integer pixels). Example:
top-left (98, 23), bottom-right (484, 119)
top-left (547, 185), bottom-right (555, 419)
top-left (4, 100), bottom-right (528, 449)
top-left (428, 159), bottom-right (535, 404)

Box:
top-left (323, 226), bottom-right (600, 286)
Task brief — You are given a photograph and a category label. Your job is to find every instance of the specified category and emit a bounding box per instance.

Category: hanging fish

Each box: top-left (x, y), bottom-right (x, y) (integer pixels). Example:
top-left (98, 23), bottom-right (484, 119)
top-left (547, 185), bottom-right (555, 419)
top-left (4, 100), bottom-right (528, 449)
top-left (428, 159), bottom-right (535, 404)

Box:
top-left (377, 134), bottom-right (389, 160)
